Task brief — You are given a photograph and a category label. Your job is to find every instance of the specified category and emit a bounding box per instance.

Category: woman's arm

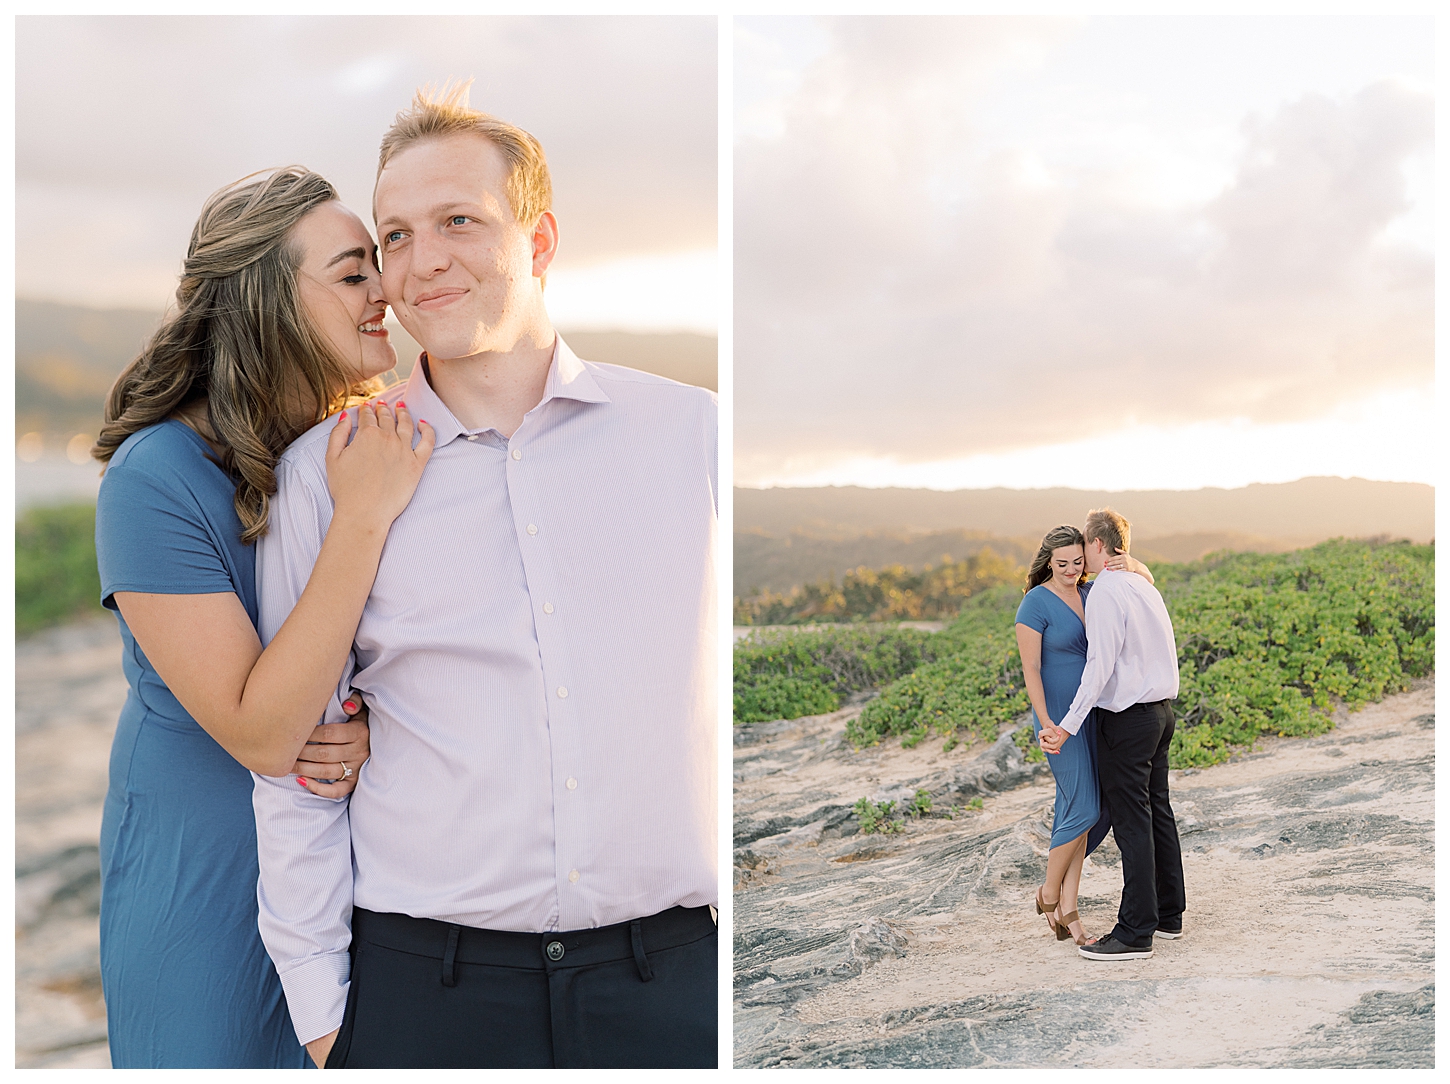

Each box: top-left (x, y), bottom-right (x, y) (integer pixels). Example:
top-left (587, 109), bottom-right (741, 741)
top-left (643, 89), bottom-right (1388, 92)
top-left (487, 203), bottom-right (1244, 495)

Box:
top-left (1014, 623), bottom-right (1053, 729)
top-left (1103, 547), bottom-right (1154, 585)
top-left (114, 402), bottom-right (433, 778)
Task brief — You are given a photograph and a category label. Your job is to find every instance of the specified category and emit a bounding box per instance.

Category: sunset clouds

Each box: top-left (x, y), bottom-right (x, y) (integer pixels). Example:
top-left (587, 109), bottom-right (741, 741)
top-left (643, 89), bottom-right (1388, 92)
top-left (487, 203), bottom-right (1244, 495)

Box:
top-left (17, 15), bottom-right (716, 330)
top-left (735, 14), bottom-right (1433, 487)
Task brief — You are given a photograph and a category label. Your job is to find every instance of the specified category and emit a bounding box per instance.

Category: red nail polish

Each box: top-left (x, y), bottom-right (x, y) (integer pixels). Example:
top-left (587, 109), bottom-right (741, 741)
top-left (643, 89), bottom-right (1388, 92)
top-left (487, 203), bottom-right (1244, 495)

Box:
top-left (297, 777), bottom-right (309, 787)
top-left (342, 700), bottom-right (358, 713)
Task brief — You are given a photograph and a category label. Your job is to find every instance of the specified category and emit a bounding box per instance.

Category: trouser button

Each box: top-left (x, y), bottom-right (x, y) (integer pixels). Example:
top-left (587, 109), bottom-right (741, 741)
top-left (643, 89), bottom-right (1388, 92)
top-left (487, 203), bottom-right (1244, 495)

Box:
top-left (545, 940), bottom-right (565, 962)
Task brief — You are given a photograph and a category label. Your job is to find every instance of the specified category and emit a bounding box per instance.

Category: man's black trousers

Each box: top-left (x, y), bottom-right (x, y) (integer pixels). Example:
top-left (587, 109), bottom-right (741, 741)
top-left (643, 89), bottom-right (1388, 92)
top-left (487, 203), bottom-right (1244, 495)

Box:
top-left (325, 905), bottom-right (717, 1068)
top-left (1095, 699), bottom-right (1186, 947)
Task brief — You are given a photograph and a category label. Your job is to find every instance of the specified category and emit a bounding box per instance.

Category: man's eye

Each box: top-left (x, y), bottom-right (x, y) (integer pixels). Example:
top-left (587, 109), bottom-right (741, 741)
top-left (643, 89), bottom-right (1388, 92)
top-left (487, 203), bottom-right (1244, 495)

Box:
top-left (450, 216), bottom-right (468, 226)
top-left (385, 231), bottom-right (405, 244)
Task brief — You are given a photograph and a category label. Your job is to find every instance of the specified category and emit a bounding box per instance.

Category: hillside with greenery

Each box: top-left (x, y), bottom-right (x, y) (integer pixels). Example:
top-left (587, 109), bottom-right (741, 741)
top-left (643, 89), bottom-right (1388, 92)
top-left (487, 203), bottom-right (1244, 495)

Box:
top-left (734, 548), bottom-right (1024, 625)
top-left (16, 502), bottom-right (105, 635)
top-left (734, 539), bottom-right (1434, 768)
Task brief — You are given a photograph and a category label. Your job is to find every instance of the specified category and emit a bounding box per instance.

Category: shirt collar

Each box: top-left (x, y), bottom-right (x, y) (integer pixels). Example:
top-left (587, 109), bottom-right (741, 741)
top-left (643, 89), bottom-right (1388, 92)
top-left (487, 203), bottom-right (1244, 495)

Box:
top-left (541, 336), bottom-right (611, 407)
top-left (399, 335), bottom-right (610, 448)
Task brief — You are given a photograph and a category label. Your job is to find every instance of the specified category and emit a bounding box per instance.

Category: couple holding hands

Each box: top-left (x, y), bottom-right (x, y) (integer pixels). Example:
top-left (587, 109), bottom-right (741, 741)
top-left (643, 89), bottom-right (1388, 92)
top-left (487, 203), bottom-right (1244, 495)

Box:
top-left (93, 85), bottom-right (717, 1069)
top-left (1016, 510), bottom-right (1187, 959)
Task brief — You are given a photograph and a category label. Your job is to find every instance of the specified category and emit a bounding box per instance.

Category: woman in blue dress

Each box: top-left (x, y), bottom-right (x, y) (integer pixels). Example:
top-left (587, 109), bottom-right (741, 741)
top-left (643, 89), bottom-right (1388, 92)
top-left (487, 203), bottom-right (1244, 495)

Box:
top-left (1014, 525), bottom-right (1153, 946)
top-left (92, 167), bottom-right (435, 1067)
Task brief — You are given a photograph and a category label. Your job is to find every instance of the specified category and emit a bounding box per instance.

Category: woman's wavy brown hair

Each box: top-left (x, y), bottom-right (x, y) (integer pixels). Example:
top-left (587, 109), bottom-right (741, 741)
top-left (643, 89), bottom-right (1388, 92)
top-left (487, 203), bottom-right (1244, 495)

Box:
top-left (93, 167), bottom-right (381, 543)
top-left (1025, 525), bottom-right (1088, 592)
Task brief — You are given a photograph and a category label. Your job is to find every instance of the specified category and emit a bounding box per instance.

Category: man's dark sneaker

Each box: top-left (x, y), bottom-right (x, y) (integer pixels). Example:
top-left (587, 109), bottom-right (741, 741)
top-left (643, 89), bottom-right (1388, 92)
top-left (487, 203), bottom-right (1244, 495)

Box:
top-left (1079, 935), bottom-right (1153, 961)
top-left (1155, 923), bottom-right (1183, 940)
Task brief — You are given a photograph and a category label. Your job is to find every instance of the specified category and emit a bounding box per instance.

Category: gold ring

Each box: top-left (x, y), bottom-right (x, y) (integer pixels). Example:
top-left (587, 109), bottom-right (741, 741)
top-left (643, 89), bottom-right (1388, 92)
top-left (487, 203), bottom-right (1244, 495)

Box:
top-left (340, 761), bottom-right (353, 779)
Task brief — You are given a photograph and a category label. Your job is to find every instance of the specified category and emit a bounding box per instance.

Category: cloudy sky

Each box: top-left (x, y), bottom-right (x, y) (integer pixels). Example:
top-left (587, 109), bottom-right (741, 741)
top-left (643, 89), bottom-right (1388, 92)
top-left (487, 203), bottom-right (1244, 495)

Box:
top-left (17, 15), bottom-right (716, 333)
top-left (735, 13), bottom-right (1434, 491)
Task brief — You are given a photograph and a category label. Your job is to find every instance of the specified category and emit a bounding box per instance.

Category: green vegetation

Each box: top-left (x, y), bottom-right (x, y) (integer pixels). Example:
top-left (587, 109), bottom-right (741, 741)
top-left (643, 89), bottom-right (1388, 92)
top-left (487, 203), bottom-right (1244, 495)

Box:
top-left (853, 797), bottom-right (904, 835)
top-left (734, 548), bottom-right (1023, 626)
top-left (847, 586), bottom-right (1028, 749)
top-left (1155, 540), bottom-right (1433, 766)
top-left (16, 502), bottom-right (104, 635)
top-left (735, 540), bottom-right (1434, 770)
top-left (733, 624), bottom-right (938, 723)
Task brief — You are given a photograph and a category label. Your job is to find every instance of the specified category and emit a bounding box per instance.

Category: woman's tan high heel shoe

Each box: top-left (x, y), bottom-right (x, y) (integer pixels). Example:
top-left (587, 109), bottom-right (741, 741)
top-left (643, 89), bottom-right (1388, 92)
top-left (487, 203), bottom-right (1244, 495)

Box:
top-left (1057, 910), bottom-right (1087, 944)
top-left (1035, 888), bottom-right (1063, 937)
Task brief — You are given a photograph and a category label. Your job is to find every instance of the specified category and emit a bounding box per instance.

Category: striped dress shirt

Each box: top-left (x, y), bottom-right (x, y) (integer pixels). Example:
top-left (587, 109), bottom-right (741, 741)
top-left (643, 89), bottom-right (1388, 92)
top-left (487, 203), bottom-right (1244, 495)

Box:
top-left (251, 338), bottom-right (718, 1046)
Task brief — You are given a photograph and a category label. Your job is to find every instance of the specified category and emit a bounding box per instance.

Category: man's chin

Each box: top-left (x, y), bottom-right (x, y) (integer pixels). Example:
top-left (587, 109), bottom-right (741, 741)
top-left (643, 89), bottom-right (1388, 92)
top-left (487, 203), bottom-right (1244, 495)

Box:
top-left (410, 329), bottom-right (489, 365)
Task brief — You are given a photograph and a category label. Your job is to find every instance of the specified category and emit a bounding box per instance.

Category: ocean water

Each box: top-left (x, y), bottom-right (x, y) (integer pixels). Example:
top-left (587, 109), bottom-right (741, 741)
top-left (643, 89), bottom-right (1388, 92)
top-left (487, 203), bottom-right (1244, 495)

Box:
top-left (16, 456), bottom-right (104, 510)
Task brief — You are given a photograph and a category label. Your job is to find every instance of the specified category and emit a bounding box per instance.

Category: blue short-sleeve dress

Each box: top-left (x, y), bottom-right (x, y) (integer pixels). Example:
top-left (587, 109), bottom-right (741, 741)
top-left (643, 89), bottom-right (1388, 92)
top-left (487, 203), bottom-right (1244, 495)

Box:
top-left (1015, 583), bottom-right (1111, 854)
top-left (95, 420), bottom-right (308, 1069)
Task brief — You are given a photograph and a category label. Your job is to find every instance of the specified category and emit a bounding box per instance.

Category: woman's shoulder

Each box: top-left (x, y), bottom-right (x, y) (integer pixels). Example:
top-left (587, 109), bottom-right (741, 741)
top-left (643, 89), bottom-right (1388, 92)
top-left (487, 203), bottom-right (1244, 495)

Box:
top-left (105, 420), bottom-right (213, 476)
top-left (99, 421), bottom-right (228, 520)
top-left (1015, 584), bottom-right (1049, 620)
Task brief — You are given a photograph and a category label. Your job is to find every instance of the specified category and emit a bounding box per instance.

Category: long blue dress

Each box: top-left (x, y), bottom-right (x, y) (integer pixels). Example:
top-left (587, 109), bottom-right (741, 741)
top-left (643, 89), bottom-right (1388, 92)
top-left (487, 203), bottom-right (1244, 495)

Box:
top-left (1015, 583), bottom-right (1111, 854)
top-left (95, 420), bottom-right (309, 1069)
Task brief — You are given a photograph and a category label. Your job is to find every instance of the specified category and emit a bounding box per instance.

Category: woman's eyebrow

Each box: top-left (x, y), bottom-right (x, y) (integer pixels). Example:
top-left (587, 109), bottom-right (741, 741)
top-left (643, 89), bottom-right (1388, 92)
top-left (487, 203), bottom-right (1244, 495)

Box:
top-left (326, 247), bottom-right (368, 268)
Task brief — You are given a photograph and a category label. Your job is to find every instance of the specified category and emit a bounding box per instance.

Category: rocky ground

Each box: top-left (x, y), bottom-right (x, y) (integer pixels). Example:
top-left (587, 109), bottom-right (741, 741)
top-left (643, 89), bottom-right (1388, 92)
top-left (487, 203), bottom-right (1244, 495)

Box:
top-left (733, 681), bottom-right (1435, 1068)
top-left (15, 616), bottom-right (123, 1068)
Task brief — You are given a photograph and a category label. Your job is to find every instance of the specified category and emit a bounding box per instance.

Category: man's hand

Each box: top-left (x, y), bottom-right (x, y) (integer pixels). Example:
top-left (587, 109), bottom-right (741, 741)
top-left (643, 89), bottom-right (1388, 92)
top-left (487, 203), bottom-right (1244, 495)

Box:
top-left (294, 693), bottom-right (370, 797)
top-left (1038, 722), bottom-right (1069, 755)
top-left (306, 1028), bottom-right (339, 1069)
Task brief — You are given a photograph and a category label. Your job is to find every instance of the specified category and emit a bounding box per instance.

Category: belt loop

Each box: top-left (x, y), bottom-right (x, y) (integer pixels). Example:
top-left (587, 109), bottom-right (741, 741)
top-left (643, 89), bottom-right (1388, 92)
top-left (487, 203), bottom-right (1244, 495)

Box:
top-left (630, 918), bottom-right (653, 983)
top-left (441, 923), bottom-right (461, 987)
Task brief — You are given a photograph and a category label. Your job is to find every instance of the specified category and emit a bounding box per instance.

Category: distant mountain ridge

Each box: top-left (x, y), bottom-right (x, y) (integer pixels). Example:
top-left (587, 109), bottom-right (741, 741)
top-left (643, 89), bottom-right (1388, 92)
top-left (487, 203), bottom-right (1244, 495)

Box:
top-left (736, 479), bottom-right (1433, 546)
top-left (734, 479), bottom-right (1433, 594)
top-left (17, 298), bottom-right (715, 440)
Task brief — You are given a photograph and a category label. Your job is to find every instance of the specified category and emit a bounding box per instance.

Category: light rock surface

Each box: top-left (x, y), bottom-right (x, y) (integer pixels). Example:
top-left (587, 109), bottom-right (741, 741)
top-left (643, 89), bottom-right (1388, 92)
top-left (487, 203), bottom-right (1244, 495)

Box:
top-left (733, 682), bottom-right (1435, 1068)
top-left (15, 617), bottom-right (124, 1068)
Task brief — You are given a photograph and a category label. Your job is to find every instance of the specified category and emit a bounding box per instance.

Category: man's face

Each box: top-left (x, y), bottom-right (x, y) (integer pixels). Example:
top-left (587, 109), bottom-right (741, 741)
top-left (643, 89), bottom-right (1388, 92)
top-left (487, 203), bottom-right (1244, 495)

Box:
top-left (374, 133), bottom-right (546, 361)
top-left (1083, 535), bottom-right (1109, 574)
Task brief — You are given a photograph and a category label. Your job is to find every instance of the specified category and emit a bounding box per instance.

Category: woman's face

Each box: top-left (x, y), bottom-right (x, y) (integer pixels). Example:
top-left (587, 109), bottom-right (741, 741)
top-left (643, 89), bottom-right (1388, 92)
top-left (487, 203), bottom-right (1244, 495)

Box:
top-left (1048, 544), bottom-right (1085, 589)
top-left (292, 201), bottom-right (396, 383)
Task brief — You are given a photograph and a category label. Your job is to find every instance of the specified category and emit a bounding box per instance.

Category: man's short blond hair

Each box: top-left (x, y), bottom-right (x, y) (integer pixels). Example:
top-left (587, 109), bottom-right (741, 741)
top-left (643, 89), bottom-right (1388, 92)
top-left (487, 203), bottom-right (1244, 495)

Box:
top-left (377, 79), bottom-right (552, 228)
top-left (1084, 508), bottom-right (1131, 555)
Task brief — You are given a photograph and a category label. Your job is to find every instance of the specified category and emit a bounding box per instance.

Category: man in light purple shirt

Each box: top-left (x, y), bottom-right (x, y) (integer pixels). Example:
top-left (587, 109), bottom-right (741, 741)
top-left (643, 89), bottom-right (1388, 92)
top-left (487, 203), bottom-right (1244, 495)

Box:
top-left (1038, 508), bottom-right (1186, 962)
top-left (252, 86), bottom-right (717, 1068)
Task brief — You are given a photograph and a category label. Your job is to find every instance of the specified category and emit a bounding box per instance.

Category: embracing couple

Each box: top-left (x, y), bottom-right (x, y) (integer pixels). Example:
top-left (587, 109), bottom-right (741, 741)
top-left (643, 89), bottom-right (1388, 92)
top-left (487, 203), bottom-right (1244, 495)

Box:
top-left (92, 84), bottom-right (717, 1069)
top-left (1014, 509), bottom-right (1185, 959)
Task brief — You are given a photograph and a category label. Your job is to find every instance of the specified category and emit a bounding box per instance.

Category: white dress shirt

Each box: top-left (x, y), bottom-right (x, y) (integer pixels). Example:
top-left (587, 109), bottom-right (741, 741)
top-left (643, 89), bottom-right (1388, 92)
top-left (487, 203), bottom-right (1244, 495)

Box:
top-left (1058, 569), bottom-right (1180, 735)
top-left (251, 338), bottom-right (717, 1045)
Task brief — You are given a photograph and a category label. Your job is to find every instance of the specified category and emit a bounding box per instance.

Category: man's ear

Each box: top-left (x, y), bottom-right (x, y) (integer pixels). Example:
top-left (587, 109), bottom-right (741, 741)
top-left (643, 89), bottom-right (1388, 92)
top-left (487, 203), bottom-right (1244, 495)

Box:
top-left (531, 211), bottom-right (559, 279)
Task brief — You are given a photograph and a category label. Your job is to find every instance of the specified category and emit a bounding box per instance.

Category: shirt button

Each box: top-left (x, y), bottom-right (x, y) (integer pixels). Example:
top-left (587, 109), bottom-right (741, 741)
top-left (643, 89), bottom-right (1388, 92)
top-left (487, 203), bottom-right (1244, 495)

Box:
top-left (568, 870), bottom-right (580, 883)
top-left (511, 448), bottom-right (522, 460)
top-left (466, 434), bottom-right (478, 442)
top-left (557, 686), bottom-right (568, 698)
top-left (527, 524), bottom-right (538, 535)
top-left (543, 602), bottom-right (555, 614)
top-left (566, 777), bottom-right (577, 790)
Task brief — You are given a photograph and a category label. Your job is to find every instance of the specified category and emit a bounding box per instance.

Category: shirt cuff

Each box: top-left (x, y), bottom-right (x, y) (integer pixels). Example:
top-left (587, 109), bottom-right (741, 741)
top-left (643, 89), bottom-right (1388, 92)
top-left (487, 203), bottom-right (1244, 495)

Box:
top-left (1059, 710), bottom-right (1085, 736)
top-left (277, 952), bottom-right (352, 1047)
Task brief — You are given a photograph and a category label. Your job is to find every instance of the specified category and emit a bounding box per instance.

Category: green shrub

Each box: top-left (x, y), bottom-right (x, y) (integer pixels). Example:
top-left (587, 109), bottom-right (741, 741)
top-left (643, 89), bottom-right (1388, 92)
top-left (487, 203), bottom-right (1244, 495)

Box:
top-left (848, 585), bottom-right (1026, 747)
top-left (16, 502), bottom-right (104, 635)
top-left (733, 624), bottom-right (936, 723)
top-left (735, 547), bottom-right (1024, 625)
top-left (736, 540), bottom-right (1435, 769)
top-left (854, 797), bottom-right (904, 834)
